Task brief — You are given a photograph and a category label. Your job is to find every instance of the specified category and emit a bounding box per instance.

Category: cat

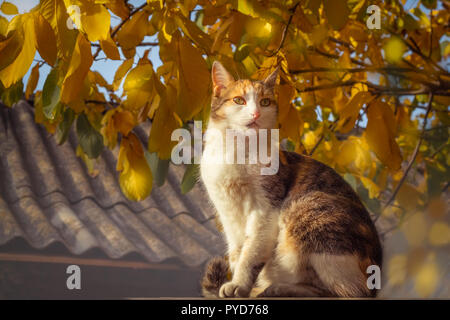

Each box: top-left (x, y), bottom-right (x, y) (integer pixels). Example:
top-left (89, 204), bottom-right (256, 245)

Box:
top-left (200, 61), bottom-right (382, 298)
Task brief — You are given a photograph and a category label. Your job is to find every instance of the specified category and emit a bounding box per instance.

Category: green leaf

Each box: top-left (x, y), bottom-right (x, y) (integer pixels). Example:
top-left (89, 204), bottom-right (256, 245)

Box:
top-left (181, 163), bottom-right (199, 194)
top-left (56, 107), bottom-right (75, 145)
top-left (0, 80), bottom-right (23, 107)
top-left (344, 173), bottom-right (357, 191)
top-left (42, 68), bottom-right (60, 119)
top-left (234, 43), bottom-right (251, 62)
top-left (357, 183), bottom-right (381, 214)
top-left (144, 150), bottom-right (170, 187)
top-left (76, 113), bottom-right (104, 159)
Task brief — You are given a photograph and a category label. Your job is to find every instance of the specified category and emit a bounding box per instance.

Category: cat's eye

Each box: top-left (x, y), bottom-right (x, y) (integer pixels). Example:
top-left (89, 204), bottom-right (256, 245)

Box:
top-left (233, 96), bottom-right (246, 105)
top-left (260, 98), bottom-right (271, 107)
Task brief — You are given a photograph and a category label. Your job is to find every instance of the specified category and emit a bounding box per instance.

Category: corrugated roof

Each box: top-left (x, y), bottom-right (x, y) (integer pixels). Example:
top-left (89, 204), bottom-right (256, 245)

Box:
top-left (0, 101), bottom-right (225, 267)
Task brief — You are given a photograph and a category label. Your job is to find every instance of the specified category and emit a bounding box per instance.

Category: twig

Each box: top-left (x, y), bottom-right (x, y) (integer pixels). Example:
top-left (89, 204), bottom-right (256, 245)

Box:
top-left (91, 42), bottom-right (158, 48)
top-left (291, 67), bottom-right (417, 74)
top-left (92, 2), bottom-right (148, 60)
top-left (429, 142), bottom-right (448, 159)
top-left (382, 93), bottom-right (434, 210)
top-left (296, 80), bottom-right (450, 96)
top-left (442, 182), bottom-right (449, 193)
top-left (310, 47), bottom-right (367, 67)
top-left (308, 119), bottom-right (339, 156)
top-left (428, 12), bottom-right (433, 59)
top-left (328, 37), bottom-right (353, 50)
top-left (266, 2), bottom-right (300, 57)
top-left (85, 99), bottom-right (119, 106)
top-left (404, 34), bottom-right (446, 74)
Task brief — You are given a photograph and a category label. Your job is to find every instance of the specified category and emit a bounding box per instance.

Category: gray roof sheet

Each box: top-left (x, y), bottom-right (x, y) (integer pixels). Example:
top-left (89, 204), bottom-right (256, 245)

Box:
top-left (0, 101), bottom-right (224, 267)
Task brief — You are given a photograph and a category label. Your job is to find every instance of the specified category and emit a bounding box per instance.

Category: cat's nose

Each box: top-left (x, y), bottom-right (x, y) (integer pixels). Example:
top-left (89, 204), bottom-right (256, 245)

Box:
top-left (252, 110), bottom-right (260, 120)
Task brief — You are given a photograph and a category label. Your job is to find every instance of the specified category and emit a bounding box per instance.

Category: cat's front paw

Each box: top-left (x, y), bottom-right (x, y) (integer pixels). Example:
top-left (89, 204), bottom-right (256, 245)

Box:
top-left (219, 282), bottom-right (251, 298)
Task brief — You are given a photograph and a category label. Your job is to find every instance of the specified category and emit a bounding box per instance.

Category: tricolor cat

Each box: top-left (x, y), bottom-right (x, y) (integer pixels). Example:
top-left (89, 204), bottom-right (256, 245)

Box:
top-left (200, 61), bottom-right (382, 298)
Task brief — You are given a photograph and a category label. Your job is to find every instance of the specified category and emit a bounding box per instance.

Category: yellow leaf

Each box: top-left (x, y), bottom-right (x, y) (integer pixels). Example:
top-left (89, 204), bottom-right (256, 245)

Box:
top-left (211, 16), bottom-right (233, 53)
top-left (60, 33), bottom-right (93, 103)
top-left (40, 0), bottom-right (78, 59)
top-left (236, 0), bottom-right (258, 18)
top-left (149, 84), bottom-right (180, 159)
top-left (113, 58), bottom-right (134, 91)
top-left (33, 12), bottom-right (57, 66)
top-left (64, 0), bottom-right (110, 42)
top-left (0, 16), bottom-right (8, 36)
top-left (228, 11), bottom-right (247, 45)
top-left (323, 0), bottom-right (349, 30)
top-left (280, 106), bottom-right (303, 144)
top-left (277, 84), bottom-right (296, 123)
top-left (123, 63), bottom-right (153, 91)
top-left (335, 136), bottom-right (371, 173)
top-left (0, 15), bottom-right (36, 88)
top-left (303, 130), bottom-right (319, 152)
top-left (116, 9), bottom-right (150, 49)
top-left (365, 100), bottom-right (402, 170)
top-left (76, 144), bottom-right (98, 177)
top-left (414, 258), bottom-right (439, 297)
top-left (401, 212), bottom-right (427, 247)
top-left (175, 35), bottom-right (211, 121)
top-left (100, 33), bottom-right (120, 60)
top-left (427, 197), bottom-right (447, 219)
top-left (292, 6), bottom-right (313, 33)
top-left (0, 28), bottom-right (23, 71)
top-left (360, 176), bottom-right (380, 198)
top-left (384, 37), bottom-right (406, 64)
top-left (310, 24), bottom-right (328, 46)
top-left (114, 110), bottom-right (135, 136)
top-left (105, 0), bottom-right (130, 20)
top-left (118, 133), bottom-right (153, 201)
top-left (396, 183), bottom-right (422, 211)
top-left (175, 12), bottom-right (213, 53)
top-left (25, 63), bottom-right (39, 99)
top-left (338, 91), bottom-right (372, 133)
top-left (101, 109), bottom-right (118, 149)
top-left (0, 2), bottom-right (18, 15)
top-left (428, 222), bottom-right (450, 246)
top-left (332, 87), bottom-right (348, 114)
top-left (123, 63), bottom-right (154, 109)
top-left (387, 254), bottom-right (407, 286)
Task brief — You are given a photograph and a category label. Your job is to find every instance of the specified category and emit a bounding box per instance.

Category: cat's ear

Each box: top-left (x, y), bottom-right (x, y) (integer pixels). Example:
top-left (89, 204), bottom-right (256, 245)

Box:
top-left (263, 67), bottom-right (280, 89)
top-left (212, 61), bottom-right (234, 96)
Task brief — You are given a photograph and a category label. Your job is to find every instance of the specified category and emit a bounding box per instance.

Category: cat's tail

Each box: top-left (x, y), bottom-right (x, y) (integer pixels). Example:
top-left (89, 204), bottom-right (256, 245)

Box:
top-left (201, 256), bottom-right (229, 298)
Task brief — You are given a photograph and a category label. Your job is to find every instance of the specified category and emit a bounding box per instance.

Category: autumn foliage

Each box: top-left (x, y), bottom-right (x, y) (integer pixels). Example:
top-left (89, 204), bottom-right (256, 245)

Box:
top-left (0, 0), bottom-right (449, 296)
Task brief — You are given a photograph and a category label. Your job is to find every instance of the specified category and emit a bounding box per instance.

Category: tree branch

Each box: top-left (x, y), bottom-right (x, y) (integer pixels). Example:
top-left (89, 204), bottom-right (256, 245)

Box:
top-left (91, 42), bottom-right (158, 48)
top-left (308, 119), bottom-right (339, 156)
top-left (296, 80), bottom-right (450, 96)
top-left (266, 2), bottom-right (300, 57)
top-left (382, 93), bottom-right (434, 210)
top-left (93, 2), bottom-right (148, 60)
top-left (291, 66), bottom-right (417, 75)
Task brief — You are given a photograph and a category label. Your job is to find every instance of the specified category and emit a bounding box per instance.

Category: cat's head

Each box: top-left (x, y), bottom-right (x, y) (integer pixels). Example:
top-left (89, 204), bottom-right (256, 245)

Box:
top-left (210, 61), bottom-right (279, 131)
